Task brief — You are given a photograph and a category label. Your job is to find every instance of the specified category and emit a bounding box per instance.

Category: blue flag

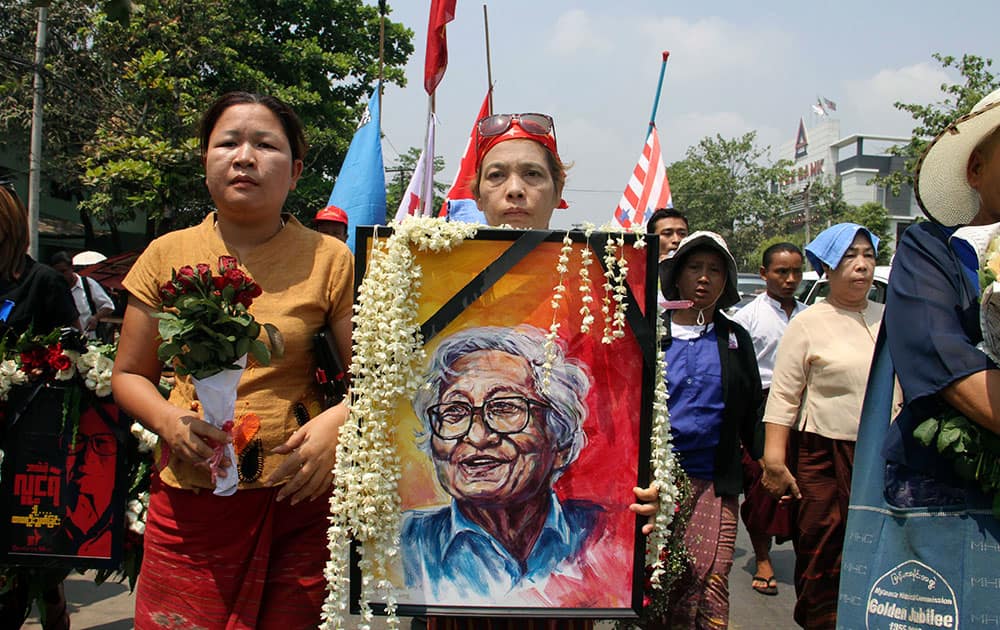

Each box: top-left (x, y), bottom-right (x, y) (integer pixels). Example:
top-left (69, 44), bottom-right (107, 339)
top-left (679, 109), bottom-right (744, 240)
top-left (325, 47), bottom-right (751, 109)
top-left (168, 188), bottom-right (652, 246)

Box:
top-left (328, 84), bottom-right (385, 253)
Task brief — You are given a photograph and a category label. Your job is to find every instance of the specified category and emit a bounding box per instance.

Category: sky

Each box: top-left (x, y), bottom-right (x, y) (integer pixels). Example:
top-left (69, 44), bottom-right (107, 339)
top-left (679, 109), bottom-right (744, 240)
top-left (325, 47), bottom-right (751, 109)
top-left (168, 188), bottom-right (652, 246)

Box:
top-left (375, 1), bottom-right (1000, 229)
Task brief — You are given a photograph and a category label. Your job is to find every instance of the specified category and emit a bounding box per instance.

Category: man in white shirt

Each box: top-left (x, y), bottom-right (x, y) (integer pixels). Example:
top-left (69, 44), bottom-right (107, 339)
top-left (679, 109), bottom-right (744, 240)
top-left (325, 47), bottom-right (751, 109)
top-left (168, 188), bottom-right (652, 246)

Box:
top-left (51, 252), bottom-right (115, 340)
top-left (730, 242), bottom-right (806, 597)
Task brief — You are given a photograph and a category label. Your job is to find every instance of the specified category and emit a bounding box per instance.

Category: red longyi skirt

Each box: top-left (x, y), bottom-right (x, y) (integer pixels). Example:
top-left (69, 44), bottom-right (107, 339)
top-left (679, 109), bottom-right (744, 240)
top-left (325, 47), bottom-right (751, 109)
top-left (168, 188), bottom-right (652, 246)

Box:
top-left (134, 477), bottom-right (330, 630)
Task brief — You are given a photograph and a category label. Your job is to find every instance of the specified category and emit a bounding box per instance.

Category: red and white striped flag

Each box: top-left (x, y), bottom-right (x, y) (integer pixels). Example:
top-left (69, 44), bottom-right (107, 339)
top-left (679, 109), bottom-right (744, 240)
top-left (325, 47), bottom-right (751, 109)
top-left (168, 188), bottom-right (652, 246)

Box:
top-left (612, 125), bottom-right (672, 229)
top-left (438, 88), bottom-right (491, 220)
top-left (394, 113), bottom-right (437, 222)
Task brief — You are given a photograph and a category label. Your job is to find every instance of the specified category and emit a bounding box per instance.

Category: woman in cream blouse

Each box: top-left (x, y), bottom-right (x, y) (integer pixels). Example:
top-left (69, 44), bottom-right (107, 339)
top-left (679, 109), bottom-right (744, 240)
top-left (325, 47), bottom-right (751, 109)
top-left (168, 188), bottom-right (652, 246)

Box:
top-left (761, 222), bottom-right (882, 630)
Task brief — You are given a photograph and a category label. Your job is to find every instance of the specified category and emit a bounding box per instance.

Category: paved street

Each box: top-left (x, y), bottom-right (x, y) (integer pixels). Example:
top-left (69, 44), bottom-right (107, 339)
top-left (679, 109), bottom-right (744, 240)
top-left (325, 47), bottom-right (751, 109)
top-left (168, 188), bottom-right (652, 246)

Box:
top-left (24, 524), bottom-right (797, 629)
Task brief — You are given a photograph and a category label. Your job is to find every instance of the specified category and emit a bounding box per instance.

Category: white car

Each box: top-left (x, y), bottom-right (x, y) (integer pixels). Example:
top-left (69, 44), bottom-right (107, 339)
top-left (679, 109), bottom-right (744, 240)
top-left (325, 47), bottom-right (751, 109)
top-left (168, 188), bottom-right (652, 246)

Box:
top-left (797, 271), bottom-right (819, 301)
top-left (803, 265), bottom-right (892, 305)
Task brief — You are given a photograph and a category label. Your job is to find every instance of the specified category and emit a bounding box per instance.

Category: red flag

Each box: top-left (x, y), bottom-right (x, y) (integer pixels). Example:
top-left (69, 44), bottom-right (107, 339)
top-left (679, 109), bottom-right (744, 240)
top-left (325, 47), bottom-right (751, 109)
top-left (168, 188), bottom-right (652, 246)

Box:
top-left (424, 0), bottom-right (457, 94)
top-left (612, 126), bottom-right (672, 229)
top-left (438, 89), bottom-right (492, 217)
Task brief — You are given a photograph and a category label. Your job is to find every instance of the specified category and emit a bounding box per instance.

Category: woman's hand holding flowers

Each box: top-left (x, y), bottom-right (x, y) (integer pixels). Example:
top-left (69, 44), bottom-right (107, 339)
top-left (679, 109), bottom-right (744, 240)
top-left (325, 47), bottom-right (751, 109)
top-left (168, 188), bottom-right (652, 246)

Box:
top-left (159, 406), bottom-right (232, 476)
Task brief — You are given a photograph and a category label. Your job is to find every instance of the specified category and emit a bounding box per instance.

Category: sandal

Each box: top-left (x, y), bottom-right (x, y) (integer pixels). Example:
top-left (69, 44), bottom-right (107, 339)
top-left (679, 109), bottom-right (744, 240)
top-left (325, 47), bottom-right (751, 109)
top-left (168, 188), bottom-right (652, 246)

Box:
top-left (752, 575), bottom-right (778, 596)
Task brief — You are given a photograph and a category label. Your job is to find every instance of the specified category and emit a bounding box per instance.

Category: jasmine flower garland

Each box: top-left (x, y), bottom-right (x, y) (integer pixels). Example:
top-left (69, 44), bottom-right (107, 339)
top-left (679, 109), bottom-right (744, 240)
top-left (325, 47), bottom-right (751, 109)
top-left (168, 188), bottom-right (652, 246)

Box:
top-left (578, 230), bottom-right (596, 334)
top-left (645, 312), bottom-right (681, 588)
top-left (322, 218), bottom-right (478, 630)
top-left (542, 232), bottom-right (575, 391)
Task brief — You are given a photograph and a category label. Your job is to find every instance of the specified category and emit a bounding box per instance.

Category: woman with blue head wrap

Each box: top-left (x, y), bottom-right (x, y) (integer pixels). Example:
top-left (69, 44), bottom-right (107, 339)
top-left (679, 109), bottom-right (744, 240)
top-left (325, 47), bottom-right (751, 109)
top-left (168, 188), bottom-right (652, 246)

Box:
top-left (759, 222), bottom-right (882, 629)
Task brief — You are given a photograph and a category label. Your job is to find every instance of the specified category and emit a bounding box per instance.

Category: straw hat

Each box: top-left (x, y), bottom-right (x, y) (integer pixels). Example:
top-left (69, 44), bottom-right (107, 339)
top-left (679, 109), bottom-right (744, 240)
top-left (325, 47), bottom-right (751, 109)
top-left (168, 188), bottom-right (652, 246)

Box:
top-left (915, 88), bottom-right (1000, 226)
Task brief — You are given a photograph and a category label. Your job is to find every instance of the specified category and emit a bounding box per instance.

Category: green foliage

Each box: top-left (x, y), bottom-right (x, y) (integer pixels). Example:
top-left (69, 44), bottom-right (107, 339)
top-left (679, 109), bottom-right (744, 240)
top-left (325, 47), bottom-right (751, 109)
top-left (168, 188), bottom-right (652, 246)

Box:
top-left (0, 0), bottom-right (414, 246)
top-left (750, 233), bottom-right (806, 271)
top-left (666, 132), bottom-right (793, 268)
top-left (914, 410), bottom-right (1000, 518)
top-left (840, 202), bottom-right (893, 264)
top-left (877, 53), bottom-right (999, 196)
top-left (384, 146), bottom-right (448, 222)
top-left (802, 176), bottom-right (850, 231)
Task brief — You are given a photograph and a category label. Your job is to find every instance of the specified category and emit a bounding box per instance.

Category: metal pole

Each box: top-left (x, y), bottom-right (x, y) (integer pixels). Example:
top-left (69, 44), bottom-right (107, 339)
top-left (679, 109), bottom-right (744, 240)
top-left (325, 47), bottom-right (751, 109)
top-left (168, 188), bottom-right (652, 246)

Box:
top-left (378, 1), bottom-right (385, 122)
top-left (647, 51), bottom-right (670, 138)
top-left (418, 94), bottom-right (434, 215)
top-left (483, 4), bottom-right (493, 112)
top-left (28, 4), bottom-right (48, 259)
top-left (804, 182), bottom-right (811, 243)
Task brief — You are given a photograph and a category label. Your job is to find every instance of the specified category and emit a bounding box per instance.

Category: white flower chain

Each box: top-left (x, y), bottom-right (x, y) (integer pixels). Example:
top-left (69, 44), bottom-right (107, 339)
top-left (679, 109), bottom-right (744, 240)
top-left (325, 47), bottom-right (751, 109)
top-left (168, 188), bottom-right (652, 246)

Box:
top-left (646, 313), bottom-right (679, 588)
top-left (75, 347), bottom-right (115, 397)
top-left (599, 233), bottom-right (630, 344)
top-left (541, 232), bottom-right (575, 390)
top-left (322, 218), bottom-right (477, 630)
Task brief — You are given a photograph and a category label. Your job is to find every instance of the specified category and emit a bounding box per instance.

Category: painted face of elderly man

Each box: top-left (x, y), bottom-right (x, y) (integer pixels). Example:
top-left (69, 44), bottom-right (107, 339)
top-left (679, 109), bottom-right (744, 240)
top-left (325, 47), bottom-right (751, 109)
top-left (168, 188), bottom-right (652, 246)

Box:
top-left (403, 325), bottom-right (600, 602)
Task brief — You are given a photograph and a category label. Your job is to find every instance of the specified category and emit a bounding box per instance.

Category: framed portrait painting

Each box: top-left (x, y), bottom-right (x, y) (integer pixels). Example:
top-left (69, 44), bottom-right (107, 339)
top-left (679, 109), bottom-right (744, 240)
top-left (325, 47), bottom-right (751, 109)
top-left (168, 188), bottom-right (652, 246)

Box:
top-left (0, 384), bottom-right (127, 569)
top-left (350, 227), bottom-right (659, 618)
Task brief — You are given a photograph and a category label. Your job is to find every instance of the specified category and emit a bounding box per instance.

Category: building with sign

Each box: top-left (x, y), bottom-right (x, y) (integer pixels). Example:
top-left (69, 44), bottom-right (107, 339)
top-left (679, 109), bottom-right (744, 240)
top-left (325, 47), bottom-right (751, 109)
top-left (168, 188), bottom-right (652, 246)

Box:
top-left (778, 116), bottom-right (921, 251)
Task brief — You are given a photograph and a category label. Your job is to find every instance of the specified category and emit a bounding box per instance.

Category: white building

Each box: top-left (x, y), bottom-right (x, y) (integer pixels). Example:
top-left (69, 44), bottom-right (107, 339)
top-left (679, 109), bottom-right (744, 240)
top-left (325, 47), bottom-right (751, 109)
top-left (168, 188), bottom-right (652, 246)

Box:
top-left (776, 115), bottom-right (921, 251)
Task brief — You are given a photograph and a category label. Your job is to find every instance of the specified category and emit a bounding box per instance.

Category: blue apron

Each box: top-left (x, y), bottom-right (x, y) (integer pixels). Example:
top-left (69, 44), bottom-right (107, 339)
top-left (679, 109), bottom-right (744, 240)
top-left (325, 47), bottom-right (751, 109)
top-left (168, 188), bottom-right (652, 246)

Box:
top-left (838, 330), bottom-right (1000, 628)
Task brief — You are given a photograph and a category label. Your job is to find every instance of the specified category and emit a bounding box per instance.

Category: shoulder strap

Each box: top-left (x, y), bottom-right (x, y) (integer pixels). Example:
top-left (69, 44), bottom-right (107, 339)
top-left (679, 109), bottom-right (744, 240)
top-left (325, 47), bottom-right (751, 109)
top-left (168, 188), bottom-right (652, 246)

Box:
top-left (80, 275), bottom-right (97, 314)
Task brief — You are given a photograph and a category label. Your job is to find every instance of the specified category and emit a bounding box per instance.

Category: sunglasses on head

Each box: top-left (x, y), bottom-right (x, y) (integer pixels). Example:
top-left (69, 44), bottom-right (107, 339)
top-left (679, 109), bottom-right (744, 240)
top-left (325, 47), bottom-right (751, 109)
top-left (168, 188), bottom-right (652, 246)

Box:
top-left (477, 113), bottom-right (555, 140)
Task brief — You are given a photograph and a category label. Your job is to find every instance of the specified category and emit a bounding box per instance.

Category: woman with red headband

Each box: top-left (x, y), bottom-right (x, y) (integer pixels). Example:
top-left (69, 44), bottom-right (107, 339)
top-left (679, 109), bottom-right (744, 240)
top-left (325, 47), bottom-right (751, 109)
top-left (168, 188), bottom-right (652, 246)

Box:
top-left (471, 112), bottom-right (569, 230)
top-left (418, 113), bottom-right (588, 630)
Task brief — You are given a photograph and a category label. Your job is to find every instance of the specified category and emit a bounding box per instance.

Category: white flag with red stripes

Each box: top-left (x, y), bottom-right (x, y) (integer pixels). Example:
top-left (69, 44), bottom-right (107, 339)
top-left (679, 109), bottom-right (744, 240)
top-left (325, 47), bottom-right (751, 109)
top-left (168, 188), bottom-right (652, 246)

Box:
top-left (394, 113), bottom-right (438, 222)
top-left (612, 125), bottom-right (672, 229)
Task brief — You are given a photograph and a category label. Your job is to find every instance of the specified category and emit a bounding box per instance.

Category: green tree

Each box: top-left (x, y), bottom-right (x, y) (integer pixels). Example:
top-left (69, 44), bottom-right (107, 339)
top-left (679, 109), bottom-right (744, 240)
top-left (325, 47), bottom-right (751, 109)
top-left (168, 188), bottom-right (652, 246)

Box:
top-left (750, 233), bottom-right (807, 271)
top-left (840, 202), bottom-right (893, 265)
top-left (801, 176), bottom-right (850, 235)
top-left (667, 132), bottom-right (793, 268)
top-left (0, 3), bottom-right (108, 241)
top-left (877, 53), bottom-right (998, 195)
top-left (0, 0), bottom-right (413, 248)
top-left (384, 146), bottom-right (448, 222)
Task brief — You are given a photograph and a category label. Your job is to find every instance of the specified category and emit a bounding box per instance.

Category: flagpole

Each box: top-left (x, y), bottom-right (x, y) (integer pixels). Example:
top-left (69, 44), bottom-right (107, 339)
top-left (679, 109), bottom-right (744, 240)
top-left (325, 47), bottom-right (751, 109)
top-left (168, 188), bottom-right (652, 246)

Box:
top-left (419, 93), bottom-right (434, 215)
top-left (646, 51), bottom-right (670, 138)
top-left (378, 1), bottom-right (386, 124)
top-left (483, 4), bottom-right (493, 112)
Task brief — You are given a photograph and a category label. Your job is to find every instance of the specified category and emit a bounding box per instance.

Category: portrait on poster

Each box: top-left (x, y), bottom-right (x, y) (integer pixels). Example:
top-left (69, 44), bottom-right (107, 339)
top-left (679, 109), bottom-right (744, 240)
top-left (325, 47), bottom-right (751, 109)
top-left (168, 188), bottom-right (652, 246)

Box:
top-left (0, 386), bottom-right (126, 568)
top-left (353, 228), bottom-right (657, 617)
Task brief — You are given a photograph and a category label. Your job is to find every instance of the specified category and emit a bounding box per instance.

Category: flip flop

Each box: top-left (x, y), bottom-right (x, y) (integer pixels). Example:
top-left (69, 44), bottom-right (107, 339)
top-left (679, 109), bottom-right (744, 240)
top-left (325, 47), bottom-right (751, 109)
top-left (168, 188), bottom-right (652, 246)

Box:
top-left (752, 575), bottom-right (778, 596)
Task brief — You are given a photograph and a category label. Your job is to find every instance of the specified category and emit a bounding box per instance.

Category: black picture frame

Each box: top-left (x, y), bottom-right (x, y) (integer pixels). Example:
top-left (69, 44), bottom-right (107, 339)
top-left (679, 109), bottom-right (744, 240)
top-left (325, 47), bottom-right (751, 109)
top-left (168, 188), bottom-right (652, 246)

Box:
top-left (349, 227), bottom-right (659, 618)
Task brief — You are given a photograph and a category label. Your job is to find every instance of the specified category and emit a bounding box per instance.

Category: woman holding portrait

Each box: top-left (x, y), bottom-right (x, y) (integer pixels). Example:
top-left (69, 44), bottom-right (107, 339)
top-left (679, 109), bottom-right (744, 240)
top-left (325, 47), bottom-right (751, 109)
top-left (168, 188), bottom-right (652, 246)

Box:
top-left (761, 222), bottom-right (882, 629)
top-left (419, 112), bottom-right (583, 630)
top-left (112, 92), bottom-right (353, 628)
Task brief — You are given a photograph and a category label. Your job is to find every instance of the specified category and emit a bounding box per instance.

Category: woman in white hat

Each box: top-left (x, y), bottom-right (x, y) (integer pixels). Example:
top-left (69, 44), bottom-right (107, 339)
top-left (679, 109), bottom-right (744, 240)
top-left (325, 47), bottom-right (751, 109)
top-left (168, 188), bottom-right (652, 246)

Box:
top-left (883, 88), bottom-right (1000, 476)
top-left (880, 91), bottom-right (1000, 526)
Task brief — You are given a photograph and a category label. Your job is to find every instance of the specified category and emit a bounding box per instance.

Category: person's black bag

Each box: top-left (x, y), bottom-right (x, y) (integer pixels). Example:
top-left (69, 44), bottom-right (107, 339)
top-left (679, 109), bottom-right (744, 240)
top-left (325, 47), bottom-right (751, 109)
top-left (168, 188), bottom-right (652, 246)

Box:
top-left (313, 329), bottom-right (349, 409)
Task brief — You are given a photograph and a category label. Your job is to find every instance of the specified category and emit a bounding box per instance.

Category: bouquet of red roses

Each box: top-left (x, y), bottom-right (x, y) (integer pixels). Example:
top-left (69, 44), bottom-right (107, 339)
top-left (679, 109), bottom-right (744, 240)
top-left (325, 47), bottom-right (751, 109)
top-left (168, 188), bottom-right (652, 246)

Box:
top-left (154, 255), bottom-right (281, 495)
top-left (155, 255), bottom-right (280, 379)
